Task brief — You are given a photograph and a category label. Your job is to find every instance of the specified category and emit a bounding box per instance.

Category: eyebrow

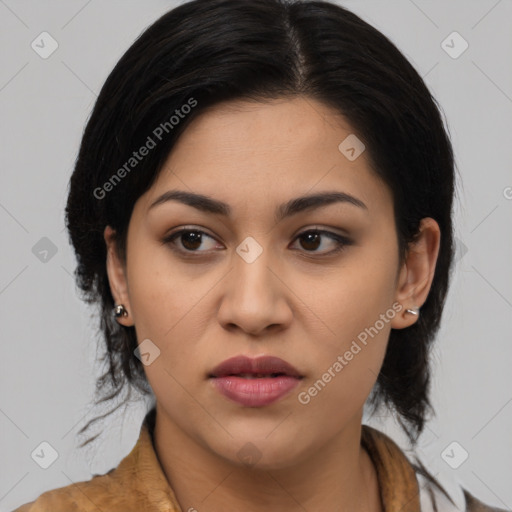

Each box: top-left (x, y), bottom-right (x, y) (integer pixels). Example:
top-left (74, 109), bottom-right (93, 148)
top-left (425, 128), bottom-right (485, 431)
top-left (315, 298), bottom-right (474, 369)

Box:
top-left (148, 189), bottom-right (368, 222)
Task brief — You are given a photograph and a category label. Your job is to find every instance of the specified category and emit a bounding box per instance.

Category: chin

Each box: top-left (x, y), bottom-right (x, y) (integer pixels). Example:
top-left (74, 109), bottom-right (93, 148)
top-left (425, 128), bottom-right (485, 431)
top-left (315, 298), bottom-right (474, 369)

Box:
top-left (211, 433), bottom-right (310, 472)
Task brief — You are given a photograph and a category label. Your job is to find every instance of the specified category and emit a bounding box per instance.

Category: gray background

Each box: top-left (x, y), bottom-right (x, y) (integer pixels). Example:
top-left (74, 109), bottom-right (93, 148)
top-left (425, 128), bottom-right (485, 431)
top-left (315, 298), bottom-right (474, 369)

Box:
top-left (1, 1), bottom-right (511, 510)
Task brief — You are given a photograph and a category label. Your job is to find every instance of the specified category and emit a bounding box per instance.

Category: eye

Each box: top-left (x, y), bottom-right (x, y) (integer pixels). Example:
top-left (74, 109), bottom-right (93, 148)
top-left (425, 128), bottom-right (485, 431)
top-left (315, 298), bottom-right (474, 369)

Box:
top-left (162, 228), bottom-right (220, 254)
top-left (290, 229), bottom-right (352, 256)
top-left (162, 227), bottom-right (353, 257)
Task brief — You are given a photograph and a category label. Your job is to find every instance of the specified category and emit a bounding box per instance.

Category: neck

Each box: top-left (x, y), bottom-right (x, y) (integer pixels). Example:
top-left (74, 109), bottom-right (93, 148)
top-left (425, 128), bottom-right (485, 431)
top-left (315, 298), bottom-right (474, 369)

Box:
top-left (153, 405), bottom-right (383, 512)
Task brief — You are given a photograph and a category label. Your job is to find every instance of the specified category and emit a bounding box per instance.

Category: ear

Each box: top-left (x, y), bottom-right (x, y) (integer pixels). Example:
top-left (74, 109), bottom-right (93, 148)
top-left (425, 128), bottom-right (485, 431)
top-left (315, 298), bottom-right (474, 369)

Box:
top-left (390, 217), bottom-right (441, 329)
top-left (104, 225), bottom-right (134, 327)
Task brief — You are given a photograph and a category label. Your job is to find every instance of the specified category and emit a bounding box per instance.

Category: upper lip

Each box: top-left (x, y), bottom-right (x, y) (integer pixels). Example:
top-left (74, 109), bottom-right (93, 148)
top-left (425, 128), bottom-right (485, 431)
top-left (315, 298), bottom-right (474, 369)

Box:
top-left (209, 355), bottom-right (303, 378)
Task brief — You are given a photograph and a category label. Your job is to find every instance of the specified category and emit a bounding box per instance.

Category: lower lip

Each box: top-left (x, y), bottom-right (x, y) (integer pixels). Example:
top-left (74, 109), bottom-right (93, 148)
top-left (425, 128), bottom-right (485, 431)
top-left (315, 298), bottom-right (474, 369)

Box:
top-left (211, 376), bottom-right (301, 407)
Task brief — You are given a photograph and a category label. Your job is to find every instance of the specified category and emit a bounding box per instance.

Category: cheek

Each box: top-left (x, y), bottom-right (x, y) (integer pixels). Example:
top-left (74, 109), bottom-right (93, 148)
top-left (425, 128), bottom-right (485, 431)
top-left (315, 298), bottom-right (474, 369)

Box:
top-left (125, 245), bottom-right (219, 385)
top-left (295, 248), bottom-right (397, 351)
top-left (126, 241), bottom-right (200, 334)
top-left (293, 239), bottom-right (398, 407)
top-left (297, 300), bottom-right (393, 427)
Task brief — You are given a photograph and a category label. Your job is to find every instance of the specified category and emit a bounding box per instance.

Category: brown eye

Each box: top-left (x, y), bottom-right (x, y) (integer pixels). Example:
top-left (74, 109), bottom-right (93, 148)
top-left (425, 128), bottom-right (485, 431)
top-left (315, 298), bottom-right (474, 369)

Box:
top-left (291, 229), bottom-right (353, 255)
top-left (179, 231), bottom-right (203, 251)
top-left (162, 229), bottom-right (219, 253)
top-left (298, 231), bottom-right (322, 251)
top-left (162, 227), bottom-right (352, 258)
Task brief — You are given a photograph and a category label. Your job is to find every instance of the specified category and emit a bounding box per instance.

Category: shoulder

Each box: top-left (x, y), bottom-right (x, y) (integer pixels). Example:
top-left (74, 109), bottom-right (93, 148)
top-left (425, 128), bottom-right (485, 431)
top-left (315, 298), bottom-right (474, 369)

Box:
top-left (11, 501), bottom-right (35, 512)
top-left (11, 409), bottom-right (170, 512)
top-left (361, 425), bottom-right (508, 512)
top-left (10, 468), bottom-right (131, 512)
top-left (462, 489), bottom-right (510, 512)
top-left (415, 464), bottom-right (509, 512)
top-left (12, 408), bottom-right (178, 512)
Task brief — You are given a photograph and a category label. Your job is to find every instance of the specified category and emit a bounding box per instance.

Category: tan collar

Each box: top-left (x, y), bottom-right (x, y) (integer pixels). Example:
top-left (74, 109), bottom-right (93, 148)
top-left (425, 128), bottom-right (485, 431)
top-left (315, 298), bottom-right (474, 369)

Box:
top-left (105, 408), bottom-right (421, 512)
top-left (361, 424), bottom-right (421, 511)
top-left (109, 407), bottom-right (182, 511)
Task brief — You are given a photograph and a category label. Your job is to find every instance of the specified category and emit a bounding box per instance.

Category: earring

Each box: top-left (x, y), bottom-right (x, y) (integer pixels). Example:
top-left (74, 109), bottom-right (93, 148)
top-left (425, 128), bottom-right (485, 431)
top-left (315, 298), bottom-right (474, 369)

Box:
top-left (113, 304), bottom-right (128, 318)
top-left (405, 306), bottom-right (420, 316)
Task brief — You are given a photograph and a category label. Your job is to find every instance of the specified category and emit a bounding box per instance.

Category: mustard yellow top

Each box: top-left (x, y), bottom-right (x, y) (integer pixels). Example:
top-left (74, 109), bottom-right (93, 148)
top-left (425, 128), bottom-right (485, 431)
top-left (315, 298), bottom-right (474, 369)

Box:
top-left (12, 408), bottom-right (505, 512)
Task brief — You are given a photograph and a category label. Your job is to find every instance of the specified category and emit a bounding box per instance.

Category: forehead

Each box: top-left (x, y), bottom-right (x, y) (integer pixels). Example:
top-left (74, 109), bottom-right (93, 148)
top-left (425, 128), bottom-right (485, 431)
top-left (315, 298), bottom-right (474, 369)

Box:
top-left (172, 96), bottom-right (354, 158)
top-left (138, 96), bottom-right (393, 218)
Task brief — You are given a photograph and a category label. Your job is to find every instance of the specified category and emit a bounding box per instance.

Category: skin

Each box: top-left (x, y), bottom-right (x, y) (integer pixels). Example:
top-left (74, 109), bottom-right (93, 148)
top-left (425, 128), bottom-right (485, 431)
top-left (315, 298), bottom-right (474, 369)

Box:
top-left (104, 96), bottom-right (440, 512)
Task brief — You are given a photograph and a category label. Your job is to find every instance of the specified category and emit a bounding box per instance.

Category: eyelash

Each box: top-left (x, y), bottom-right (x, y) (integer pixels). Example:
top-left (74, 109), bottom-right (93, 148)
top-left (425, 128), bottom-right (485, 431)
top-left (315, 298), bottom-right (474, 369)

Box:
top-left (161, 227), bottom-right (353, 258)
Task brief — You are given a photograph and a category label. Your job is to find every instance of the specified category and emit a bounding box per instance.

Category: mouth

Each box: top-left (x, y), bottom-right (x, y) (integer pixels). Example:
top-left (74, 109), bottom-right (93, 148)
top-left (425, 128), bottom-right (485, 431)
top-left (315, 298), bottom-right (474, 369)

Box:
top-left (214, 372), bottom-right (291, 378)
top-left (208, 355), bottom-right (303, 407)
top-left (208, 355), bottom-right (303, 379)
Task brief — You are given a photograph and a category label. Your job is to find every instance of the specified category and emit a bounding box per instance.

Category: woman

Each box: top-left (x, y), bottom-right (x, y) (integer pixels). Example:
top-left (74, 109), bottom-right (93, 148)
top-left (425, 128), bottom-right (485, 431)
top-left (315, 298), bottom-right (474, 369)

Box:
top-left (13, 0), bottom-right (506, 511)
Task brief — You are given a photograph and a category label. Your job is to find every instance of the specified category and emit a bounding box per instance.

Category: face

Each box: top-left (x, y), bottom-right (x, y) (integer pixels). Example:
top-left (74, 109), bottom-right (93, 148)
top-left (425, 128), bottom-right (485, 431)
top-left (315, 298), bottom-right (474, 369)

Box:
top-left (105, 96), bottom-right (439, 470)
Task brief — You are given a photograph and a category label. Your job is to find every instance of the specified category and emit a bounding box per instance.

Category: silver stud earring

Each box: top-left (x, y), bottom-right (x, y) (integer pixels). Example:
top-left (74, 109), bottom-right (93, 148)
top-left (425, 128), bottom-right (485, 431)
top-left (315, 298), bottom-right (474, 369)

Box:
top-left (113, 304), bottom-right (128, 318)
top-left (405, 306), bottom-right (420, 316)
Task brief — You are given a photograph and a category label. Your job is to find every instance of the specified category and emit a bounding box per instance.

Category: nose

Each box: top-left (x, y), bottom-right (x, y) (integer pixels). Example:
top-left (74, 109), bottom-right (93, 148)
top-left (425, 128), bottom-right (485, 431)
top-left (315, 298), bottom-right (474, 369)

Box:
top-left (216, 244), bottom-right (293, 336)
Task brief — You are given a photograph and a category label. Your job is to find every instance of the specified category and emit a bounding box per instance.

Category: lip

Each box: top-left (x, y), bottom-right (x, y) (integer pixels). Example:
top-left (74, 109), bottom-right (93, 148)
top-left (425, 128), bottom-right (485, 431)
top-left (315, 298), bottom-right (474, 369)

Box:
top-left (209, 355), bottom-right (302, 379)
top-left (208, 355), bottom-right (303, 407)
